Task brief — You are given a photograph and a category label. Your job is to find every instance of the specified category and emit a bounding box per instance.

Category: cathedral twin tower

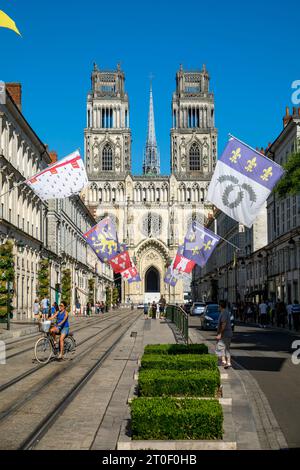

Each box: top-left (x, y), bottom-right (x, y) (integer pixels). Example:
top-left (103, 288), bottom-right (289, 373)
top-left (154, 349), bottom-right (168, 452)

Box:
top-left (84, 63), bottom-right (217, 182)
top-left (83, 63), bottom-right (217, 304)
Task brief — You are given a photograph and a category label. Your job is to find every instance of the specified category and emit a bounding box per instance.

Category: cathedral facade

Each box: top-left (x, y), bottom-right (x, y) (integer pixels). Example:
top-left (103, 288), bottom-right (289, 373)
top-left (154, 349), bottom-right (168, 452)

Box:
top-left (82, 64), bottom-right (217, 304)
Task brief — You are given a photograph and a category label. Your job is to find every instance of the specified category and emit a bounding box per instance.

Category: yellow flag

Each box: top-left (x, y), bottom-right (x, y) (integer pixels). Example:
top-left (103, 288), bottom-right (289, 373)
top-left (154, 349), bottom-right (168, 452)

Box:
top-left (0, 10), bottom-right (21, 36)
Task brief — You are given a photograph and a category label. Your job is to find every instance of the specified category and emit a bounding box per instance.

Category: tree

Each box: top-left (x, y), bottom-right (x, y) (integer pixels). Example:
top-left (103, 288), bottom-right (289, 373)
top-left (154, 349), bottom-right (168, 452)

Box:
top-left (0, 241), bottom-right (15, 319)
top-left (112, 287), bottom-right (119, 306)
top-left (61, 269), bottom-right (71, 309)
top-left (105, 286), bottom-right (112, 311)
top-left (37, 259), bottom-right (50, 301)
top-left (275, 152), bottom-right (300, 198)
top-left (88, 278), bottom-right (95, 305)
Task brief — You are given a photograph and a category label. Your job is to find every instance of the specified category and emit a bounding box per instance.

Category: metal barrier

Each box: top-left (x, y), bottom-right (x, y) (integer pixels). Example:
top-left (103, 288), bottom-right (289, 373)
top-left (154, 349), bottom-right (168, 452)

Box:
top-left (166, 304), bottom-right (189, 344)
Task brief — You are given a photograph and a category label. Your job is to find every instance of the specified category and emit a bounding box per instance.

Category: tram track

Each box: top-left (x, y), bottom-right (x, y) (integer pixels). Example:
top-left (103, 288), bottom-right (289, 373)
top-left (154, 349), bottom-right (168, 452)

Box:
top-left (0, 311), bottom-right (141, 450)
top-left (5, 311), bottom-right (128, 359)
top-left (22, 312), bottom-right (140, 450)
top-left (0, 310), bottom-right (133, 394)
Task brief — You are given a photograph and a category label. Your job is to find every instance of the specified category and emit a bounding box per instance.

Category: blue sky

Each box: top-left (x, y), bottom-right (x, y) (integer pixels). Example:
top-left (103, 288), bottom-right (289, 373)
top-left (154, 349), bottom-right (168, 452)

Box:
top-left (1, 0), bottom-right (299, 174)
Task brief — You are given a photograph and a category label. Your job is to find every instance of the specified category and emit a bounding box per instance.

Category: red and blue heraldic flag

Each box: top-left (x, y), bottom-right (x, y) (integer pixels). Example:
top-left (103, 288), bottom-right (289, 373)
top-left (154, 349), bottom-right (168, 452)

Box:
top-left (83, 217), bottom-right (121, 262)
top-left (183, 222), bottom-right (221, 268)
top-left (121, 266), bottom-right (141, 284)
top-left (109, 251), bottom-right (132, 274)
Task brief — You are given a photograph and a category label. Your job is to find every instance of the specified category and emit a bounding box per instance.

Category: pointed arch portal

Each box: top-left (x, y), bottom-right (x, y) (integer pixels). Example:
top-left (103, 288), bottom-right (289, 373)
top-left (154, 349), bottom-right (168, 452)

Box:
top-left (145, 267), bottom-right (160, 293)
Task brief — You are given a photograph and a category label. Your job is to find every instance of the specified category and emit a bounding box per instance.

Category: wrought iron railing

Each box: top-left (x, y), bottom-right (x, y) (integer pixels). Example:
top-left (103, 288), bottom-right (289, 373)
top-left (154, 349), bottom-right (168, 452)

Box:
top-left (165, 304), bottom-right (189, 344)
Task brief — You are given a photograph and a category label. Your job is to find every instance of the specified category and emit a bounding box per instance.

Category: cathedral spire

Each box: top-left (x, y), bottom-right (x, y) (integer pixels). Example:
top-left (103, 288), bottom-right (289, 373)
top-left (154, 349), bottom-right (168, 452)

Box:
top-left (143, 83), bottom-right (160, 175)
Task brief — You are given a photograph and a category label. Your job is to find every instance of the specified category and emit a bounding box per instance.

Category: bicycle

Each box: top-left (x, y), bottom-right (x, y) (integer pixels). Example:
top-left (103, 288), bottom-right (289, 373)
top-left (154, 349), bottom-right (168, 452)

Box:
top-left (34, 320), bottom-right (76, 364)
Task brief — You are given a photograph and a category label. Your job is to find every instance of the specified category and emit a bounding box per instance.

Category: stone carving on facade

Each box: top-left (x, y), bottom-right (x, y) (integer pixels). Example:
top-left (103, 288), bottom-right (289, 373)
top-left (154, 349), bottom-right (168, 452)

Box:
top-left (115, 138), bottom-right (121, 170)
top-left (92, 141), bottom-right (100, 172)
top-left (202, 138), bottom-right (209, 173)
top-left (180, 137), bottom-right (186, 170)
top-left (145, 252), bottom-right (159, 262)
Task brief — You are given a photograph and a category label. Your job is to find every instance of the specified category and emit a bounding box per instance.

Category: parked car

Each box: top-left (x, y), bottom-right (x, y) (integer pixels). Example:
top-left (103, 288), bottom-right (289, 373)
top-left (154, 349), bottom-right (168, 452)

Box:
top-left (199, 304), bottom-right (235, 331)
top-left (190, 302), bottom-right (206, 316)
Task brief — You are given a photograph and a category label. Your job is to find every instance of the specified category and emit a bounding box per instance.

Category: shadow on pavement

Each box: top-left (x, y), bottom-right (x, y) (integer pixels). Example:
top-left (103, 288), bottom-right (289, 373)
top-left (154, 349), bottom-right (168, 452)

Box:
top-left (233, 355), bottom-right (286, 372)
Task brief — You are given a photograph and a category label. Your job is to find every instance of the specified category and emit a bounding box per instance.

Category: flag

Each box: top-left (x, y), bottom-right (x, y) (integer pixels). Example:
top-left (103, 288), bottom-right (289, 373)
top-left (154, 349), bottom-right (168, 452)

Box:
top-left (26, 150), bottom-right (88, 200)
top-left (109, 251), bottom-right (132, 274)
top-left (183, 222), bottom-right (220, 267)
top-left (0, 10), bottom-right (21, 36)
top-left (121, 266), bottom-right (141, 283)
top-left (164, 266), bottom-right (178, 287)
top-left (207, 136), bottom-right (284, 228)
top-left (173, 245), bottom-right (196, 274)
top-left (84, 217), bottom-right (120, 262)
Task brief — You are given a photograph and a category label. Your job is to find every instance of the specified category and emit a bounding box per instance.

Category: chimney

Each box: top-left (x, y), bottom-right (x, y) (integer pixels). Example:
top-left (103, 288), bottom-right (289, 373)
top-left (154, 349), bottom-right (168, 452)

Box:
top-left (49, 151), bottom-right (58, 163)
top-left (6, 83), bottom-right (22, 111)
top-left (283, 106), bottom-right (291, 128)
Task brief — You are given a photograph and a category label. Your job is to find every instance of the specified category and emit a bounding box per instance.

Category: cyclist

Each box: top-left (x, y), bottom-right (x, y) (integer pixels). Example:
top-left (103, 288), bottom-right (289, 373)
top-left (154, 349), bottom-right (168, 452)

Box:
top-left (49, 300), bottom-right (70, 360)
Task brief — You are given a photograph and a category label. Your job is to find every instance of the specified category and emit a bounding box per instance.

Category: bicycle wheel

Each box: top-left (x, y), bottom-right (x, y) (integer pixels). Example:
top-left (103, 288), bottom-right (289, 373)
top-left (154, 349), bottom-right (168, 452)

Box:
top-left (64, 336), bottom-right (76, 356)
top-left (34, 337), bottom-right (53, 364)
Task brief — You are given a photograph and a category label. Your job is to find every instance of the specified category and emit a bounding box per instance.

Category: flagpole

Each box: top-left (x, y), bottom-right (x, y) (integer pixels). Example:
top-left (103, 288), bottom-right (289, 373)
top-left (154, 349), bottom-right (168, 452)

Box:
top-left (191, 221), bottom-right (241, 251)
top-left (216, 234), bottom-right (241, 251)
top-left (0, 180), bottom-right (25, 199)
top-left (228, 133), bottom-right (283, 169)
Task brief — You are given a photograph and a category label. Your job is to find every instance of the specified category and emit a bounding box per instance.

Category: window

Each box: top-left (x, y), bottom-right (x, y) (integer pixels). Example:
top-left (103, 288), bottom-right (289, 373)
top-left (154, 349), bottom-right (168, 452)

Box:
top-left (102, 144), bottom-right (113, 171)
top-left (189, 143), bottom-right (201, 171)
top-left (287, 198), bottom-right (291, 231)
top-left (293, 195), bottom-right (297, 227)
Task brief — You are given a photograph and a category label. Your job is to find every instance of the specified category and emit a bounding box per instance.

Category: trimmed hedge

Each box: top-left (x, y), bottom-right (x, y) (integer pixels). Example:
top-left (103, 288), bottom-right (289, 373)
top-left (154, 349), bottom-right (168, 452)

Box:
top-left (131, 397), bottom-right (223, 440)
top-left (144, 343), bottom-right (208, 355)
top-left (138, 369), bottom-right (220, 397)
top-left (141, 354), bottom-right (218, 371)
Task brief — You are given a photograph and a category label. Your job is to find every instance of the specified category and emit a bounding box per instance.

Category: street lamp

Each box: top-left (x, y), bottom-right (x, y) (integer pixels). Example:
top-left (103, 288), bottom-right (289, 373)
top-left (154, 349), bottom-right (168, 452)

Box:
top-left (16, 240), bottom-right (25, 254)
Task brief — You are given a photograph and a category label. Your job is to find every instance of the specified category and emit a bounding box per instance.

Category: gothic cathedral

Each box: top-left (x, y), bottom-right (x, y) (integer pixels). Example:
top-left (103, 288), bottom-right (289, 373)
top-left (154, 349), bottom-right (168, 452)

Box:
top-left (83, 64), bottom-right (217, 304)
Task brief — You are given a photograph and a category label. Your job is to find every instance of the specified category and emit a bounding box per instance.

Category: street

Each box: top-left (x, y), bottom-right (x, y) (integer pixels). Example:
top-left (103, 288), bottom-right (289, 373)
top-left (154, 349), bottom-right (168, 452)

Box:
top-left (189, 316), bottom-right (300, 448)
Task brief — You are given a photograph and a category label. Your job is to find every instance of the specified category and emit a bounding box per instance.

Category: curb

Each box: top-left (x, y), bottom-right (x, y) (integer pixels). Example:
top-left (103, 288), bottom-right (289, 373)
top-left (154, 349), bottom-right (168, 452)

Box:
top-left (0, 325), bottom-right (39, 341)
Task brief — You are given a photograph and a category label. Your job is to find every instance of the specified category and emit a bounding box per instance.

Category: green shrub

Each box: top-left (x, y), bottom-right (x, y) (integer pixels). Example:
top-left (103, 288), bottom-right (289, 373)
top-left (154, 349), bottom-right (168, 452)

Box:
top-left (131, 397), bottom-right (223, 440)
top-left (141, 354), bottom-right (218, 371)
top-left (139, 369), bottom-right (220, 397)
top-left (144, 343), bottom-right (208, 355)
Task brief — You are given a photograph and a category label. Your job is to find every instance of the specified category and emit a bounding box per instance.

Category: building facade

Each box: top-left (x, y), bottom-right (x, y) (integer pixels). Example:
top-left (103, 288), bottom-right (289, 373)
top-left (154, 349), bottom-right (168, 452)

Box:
top-left (83, 64), bottom-right (217, 304)
top-left (265, 108), bottom-right (300, 303)
top-left (192, 107), bottom-right (300, 306)
top-left (0, 83), bottom-right (113, 318)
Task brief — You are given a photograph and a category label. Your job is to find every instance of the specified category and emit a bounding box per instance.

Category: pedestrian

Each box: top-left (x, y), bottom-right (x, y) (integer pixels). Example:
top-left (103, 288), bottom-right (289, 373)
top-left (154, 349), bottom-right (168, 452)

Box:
top-left (131, 301), bottom-right (134, 311)
top-left (33, 299), bottom-right (40, 321)
top-left (41, 296), bottom-right (50, 321)
top-left (159, 295), bottom-right (166, 317)
top-left (75, 300), bottom-right (81, 316)
top-left (143, 302), bottom-right (148, 319)
top-left (86, 302), bottom-right (92, 316)
top-left (216, 300), bottom-right (233, 369)
top-left (259, 300), bottom-right (268, 328)
top-left (276, 300), bottom-right (287, 328)
top-left (156, 302), bottom-right (160, 319)
top-left (287, 301), bottom-right (293, 330)
top-left (49, 302), bottom-right (59, 318)
top-left (292, 300), bottom-right (300, 332)
top-left (151, 301), bottom-right (157, 319)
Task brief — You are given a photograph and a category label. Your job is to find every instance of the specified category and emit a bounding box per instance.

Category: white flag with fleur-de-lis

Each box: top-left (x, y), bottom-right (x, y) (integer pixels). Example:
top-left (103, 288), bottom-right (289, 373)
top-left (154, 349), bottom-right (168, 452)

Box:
top-left (207, 137), bottom-right (284, 228)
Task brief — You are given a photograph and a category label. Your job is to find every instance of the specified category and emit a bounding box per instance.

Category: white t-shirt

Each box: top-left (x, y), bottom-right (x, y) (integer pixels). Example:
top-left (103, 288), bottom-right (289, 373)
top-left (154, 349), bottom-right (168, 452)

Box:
top-left (41, 298), bottom-right (49, 309)
top-left (259, 303), bottom-right (268, 315)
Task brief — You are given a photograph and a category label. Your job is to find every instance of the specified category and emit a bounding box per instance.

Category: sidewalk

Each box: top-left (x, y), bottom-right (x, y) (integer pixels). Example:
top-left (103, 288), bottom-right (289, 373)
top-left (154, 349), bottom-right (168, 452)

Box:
top-left (0, 320), bottom-right (40, 341)
top-left (189, 325), bottom-right (288, 450)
